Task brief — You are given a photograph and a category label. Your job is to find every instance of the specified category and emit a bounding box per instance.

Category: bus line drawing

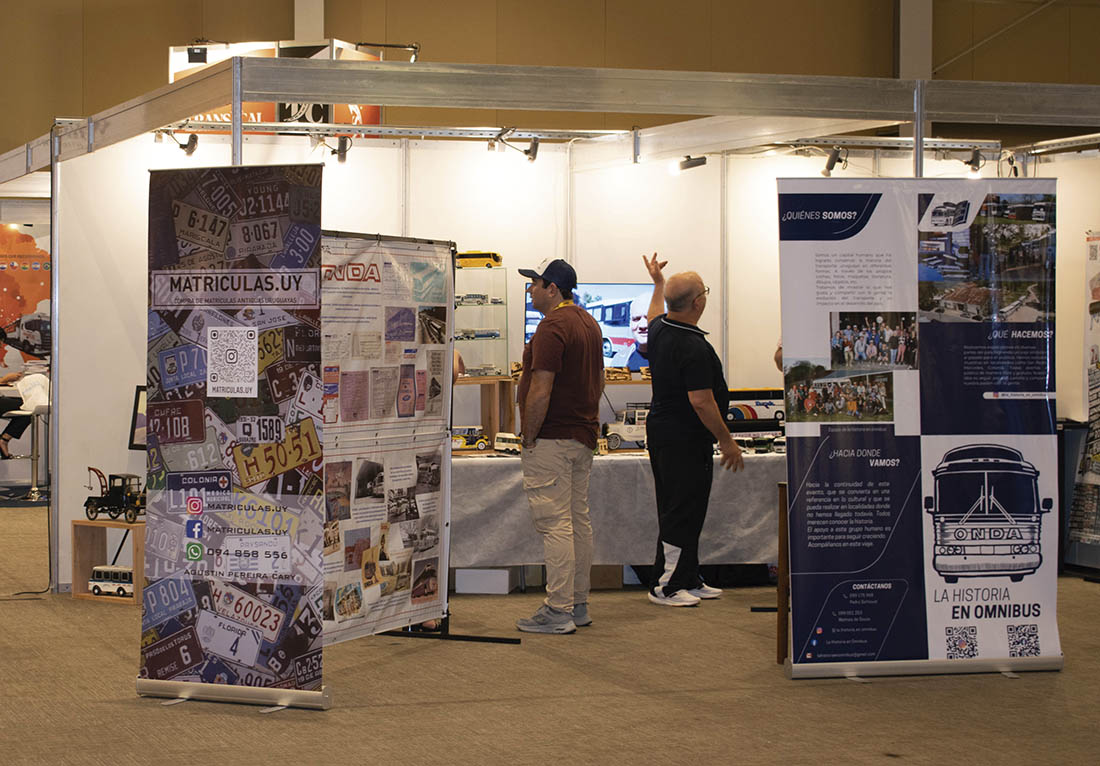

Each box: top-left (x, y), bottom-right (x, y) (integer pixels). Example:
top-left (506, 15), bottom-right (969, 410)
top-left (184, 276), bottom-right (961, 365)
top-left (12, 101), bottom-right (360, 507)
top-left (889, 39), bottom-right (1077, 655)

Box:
top-left (925, 444), bottom-right (1052, 583)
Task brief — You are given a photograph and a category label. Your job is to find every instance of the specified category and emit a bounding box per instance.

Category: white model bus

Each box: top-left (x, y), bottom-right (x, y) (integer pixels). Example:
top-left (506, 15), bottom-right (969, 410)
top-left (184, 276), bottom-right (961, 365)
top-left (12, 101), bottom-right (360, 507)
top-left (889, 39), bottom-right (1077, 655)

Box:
top-left (88, 564), bottom-right (134, 597)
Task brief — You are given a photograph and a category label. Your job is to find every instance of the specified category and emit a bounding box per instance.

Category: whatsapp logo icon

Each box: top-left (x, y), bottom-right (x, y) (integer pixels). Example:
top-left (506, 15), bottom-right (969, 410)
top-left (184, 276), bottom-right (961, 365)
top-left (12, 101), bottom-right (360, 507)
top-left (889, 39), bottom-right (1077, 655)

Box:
top-left (185, 542), bottom-right (204, 561)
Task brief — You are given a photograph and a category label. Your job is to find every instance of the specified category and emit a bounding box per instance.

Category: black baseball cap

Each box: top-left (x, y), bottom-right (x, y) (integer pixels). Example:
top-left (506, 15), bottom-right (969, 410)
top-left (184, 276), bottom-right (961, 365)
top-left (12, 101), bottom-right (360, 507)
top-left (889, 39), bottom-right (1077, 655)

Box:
top-left (518, 258), bottom-right (577, 293)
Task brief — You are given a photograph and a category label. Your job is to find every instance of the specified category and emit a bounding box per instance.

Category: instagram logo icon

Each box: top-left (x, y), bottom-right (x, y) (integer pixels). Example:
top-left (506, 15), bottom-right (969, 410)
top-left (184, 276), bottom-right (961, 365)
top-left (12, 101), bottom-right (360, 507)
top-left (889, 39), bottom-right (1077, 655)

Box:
top-left (185, 496), bottom-right (203, 515)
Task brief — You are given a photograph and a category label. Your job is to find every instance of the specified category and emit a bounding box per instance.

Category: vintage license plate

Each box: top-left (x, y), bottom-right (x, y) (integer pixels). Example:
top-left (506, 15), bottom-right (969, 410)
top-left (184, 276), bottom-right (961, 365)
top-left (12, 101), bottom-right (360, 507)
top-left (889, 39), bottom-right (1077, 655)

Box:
top-left (195, 171), bottom-right (243, 219)
top-left (231, 216), bottom-right (285, 261)
top-left (198, 656), bottom-right (240, 685)
top-left (289, 185), bottom-right (320, 223)
top-left (173, 200), bottom-right (230, 253)
top-left (195, 609), bottom-right (262, 666)
top-left (239, 182), bottom-right (288, 218)
top-left (283, 325), bottom-right (320, 362)
top-left (266, 360), bottom-right (320, 403)
top-left (287, 372), bottom-right (322, 423)
top-left (178, 308), bottom-right (243, 346)
top-left (165, 470), bottom-right (232, 494)
top-left (285, 165), bottom-right (323, 189)
top-left (271, 222), bottom-right (320, 269)
top-left (225, 660), bottom-right (278, 687)
top-left (144, 516), bottom-right (184, 564)
top-left (143, 625), bottom-right (204, 681)
top-left (209, 581), bottom-right (287, 642)
top-left (238, 415), bottom-right (285, 444)
top-left (159, 425), bottom-right (224, 475)
top-left (148, 328), bottom-right (182, 397)
top-left (159, 343), bottom-right (207, 390)
top-left (293, 649), bottom-right (323, 688)
top-left (265, 602), bottom-right (322, 676)
top-left (148, 399), bottom-right (205, 445)
top-left (257, 327), bottom-right (284, 375)
top-left (142, 573), bottom-right (198, 631)
top-left (232, 418), bottom-right (322, 488)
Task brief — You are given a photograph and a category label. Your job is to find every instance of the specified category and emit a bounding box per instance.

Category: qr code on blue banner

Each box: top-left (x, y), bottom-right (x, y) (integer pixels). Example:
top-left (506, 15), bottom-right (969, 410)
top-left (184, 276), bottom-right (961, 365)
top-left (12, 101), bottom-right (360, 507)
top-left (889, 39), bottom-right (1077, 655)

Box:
top-left (945, 626), bottom-right (979, 659)
top-left (1007, 624), bottom-right (1041, 657)
top-left (207, 327), bottom-right (258, 398)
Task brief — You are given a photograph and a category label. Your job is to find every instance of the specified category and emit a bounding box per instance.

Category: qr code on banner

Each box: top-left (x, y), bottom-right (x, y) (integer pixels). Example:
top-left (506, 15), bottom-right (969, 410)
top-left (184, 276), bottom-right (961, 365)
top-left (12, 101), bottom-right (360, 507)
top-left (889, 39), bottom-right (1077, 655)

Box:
top-left (1007, 624), bottom-right (1041, 657)
top-left (207, 327), bottom-right (258, 398)
top-left (945, 626), bottom-right (979, 659)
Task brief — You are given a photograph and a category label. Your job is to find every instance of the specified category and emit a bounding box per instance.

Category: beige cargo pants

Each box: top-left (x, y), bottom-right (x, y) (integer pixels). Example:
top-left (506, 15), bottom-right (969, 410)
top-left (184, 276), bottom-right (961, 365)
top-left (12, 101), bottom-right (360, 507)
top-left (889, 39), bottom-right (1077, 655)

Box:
top-left (520, 438), bottom-right (594, 612)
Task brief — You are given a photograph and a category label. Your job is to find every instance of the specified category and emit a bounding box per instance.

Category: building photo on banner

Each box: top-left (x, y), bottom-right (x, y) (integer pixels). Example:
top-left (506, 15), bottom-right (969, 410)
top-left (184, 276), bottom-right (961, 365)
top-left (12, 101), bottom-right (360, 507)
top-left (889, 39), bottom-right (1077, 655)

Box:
top-left (779, 178), bottom-right (1062, 678)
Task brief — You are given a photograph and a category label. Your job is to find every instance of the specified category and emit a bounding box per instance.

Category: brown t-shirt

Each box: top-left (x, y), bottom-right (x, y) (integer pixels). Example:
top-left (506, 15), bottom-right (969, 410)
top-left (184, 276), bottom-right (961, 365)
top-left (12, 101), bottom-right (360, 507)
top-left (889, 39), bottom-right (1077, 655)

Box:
top-left (517, 304), bottom-right (603, 449)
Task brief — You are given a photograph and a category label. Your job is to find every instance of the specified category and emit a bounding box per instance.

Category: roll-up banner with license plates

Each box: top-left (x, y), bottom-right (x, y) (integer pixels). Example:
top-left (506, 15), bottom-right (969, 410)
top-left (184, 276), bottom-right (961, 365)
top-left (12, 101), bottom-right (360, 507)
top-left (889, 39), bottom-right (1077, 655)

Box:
top-left (779, 179), bottom-right (1062, 679)
top-left (140, 164), bottom-right (330, 710)
top-left (318, 232), bottom-right (453, 643)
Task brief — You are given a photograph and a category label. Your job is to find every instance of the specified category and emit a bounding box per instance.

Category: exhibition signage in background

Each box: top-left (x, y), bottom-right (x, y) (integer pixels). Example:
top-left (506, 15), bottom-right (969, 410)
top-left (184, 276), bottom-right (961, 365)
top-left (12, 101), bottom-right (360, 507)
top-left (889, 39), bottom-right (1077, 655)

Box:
top-left (140, 164), bottom-right (330, 709)
top-left (0, 227), bottom-right (51, 373)
top-left (779, 179), bottom-right (1063, 679)
top-left (319, 232), bottom-right (453, 643)
top-left (1068, 231), bottom-right (1100, 564)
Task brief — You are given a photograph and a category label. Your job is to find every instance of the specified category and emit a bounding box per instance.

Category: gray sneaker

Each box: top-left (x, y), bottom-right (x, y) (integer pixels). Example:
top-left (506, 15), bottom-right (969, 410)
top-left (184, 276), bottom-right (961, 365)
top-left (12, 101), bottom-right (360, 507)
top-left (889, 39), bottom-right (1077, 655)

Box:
top-left (516, 604), bottom-right (577, 634)
top-left (572, 602), bottom-right (593, 627)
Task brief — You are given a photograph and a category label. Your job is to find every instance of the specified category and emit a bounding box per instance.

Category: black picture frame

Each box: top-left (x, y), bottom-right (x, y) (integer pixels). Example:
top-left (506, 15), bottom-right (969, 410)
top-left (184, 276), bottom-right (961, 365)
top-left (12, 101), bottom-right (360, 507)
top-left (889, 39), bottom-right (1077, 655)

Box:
top-left (128, 385), bottom-right (147, 451)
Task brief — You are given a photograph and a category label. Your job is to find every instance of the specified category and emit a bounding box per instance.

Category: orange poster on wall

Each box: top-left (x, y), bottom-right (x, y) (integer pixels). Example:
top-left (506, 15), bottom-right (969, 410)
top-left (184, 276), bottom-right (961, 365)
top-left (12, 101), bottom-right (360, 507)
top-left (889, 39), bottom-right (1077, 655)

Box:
top-left (0, 228), bottom-right (51, 374)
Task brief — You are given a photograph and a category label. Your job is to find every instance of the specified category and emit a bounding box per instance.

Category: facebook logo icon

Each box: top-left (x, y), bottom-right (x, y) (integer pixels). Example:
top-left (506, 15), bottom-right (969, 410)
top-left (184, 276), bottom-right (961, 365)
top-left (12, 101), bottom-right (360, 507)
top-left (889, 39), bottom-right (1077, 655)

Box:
top-left (185, 519), bottom-right (204, 539)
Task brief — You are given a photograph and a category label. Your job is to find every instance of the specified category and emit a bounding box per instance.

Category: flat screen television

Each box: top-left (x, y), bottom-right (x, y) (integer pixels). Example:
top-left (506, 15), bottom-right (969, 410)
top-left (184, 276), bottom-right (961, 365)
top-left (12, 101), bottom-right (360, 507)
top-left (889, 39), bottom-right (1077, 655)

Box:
top-left (524, 282), bottom-right (654, 370)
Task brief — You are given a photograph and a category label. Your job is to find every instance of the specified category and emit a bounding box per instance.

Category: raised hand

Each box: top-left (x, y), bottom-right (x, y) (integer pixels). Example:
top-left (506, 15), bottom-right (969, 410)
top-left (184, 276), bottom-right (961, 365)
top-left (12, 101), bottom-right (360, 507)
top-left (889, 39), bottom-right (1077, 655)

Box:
top-left (643, 252), bottom-right (668, 284)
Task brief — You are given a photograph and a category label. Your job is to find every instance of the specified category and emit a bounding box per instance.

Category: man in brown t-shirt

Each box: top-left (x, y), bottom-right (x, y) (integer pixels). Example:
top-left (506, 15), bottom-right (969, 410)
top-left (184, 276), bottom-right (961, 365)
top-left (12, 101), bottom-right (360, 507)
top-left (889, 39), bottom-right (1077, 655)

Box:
top-left (514, 258), bottom-right (603, 634)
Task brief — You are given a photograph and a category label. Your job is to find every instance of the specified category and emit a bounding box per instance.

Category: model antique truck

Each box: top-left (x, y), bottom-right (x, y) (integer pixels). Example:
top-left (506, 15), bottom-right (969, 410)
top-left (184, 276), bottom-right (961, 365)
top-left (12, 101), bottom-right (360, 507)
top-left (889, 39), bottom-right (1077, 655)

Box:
top-left (84, 467), bottom-right (146, 524)
top-left (602, 403), bottom-right (649, 450)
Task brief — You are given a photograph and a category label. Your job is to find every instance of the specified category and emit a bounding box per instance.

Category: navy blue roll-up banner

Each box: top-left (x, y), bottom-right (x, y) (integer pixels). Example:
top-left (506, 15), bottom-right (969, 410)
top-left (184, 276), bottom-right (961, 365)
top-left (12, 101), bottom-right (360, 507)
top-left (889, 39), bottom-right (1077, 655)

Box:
top-left (779, 180), bottom-right (1063, 678)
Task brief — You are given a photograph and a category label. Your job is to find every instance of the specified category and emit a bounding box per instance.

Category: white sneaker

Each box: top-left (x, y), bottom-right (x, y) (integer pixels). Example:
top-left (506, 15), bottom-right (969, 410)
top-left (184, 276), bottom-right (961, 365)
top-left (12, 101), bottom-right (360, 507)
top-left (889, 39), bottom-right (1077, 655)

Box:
top-left (687, 583), bottom-right (722, 599)
top-left (648, 588), bottom-right (701, 607)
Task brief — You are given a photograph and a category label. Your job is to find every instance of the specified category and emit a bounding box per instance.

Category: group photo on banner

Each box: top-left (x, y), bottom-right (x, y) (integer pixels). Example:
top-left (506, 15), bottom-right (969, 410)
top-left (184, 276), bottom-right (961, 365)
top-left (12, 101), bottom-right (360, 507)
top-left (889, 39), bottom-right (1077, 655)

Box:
top-left (779, 179), bottom-right (1062, 678)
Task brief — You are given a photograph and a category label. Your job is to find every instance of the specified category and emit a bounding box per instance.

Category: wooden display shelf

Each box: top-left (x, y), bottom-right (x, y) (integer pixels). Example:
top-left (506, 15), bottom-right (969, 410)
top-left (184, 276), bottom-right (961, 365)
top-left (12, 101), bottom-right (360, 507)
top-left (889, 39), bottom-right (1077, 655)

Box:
top-left (71, 518), bottom-right (144, 606)
top-left (454, 375), bottom-right (516, 438)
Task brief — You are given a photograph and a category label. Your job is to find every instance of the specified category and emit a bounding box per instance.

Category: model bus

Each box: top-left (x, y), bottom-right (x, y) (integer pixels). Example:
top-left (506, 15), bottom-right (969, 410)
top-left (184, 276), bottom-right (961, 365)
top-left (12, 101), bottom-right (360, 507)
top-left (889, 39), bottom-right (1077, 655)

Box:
top-left (88, 564), bottom-right (134, 597)
top-left (925, 444), bottom-right (1052, 583)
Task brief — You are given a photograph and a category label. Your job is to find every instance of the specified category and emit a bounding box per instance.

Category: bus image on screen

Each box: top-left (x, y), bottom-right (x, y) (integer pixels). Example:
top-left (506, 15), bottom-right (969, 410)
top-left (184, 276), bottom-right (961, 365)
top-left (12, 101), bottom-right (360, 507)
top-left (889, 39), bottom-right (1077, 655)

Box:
top-left (525, 282), bottom-right (653, 370)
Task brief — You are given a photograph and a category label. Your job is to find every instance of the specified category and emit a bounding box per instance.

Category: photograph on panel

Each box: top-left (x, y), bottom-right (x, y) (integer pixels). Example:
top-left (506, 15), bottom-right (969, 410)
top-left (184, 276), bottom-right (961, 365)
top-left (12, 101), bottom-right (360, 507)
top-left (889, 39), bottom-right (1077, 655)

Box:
top-left (829, 311), bottom-right (918, 372)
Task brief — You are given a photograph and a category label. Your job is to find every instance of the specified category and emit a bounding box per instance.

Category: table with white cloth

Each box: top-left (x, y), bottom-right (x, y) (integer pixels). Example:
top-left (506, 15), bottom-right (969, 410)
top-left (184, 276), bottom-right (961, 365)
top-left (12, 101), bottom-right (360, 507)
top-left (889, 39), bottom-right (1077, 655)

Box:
top-left (449, 451), bottom-right (785, 567)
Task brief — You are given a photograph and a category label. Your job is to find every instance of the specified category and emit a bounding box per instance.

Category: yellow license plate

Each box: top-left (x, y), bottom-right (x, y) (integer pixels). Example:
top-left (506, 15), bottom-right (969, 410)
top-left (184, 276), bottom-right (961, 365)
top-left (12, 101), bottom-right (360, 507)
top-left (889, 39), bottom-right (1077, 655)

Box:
top-left (257, 327), bottom-right (284, 375)
top-left (232, 418), bottom-right (321, 488)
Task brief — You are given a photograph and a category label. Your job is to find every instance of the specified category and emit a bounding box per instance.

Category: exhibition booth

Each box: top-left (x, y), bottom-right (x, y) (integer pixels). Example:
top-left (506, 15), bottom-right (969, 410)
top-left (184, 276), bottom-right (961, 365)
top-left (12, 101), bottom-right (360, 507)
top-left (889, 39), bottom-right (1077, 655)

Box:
top-left (2, 49), bottom-right (1100, 694)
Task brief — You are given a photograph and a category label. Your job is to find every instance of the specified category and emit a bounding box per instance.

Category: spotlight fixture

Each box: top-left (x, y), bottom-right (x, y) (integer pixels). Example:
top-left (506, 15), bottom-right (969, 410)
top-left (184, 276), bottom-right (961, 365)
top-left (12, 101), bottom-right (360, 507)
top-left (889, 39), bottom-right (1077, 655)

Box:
top-left (965, 147), bottom-right (983, 179)
top-left (333, 136), bottom-right (351, 163)
top-left (821, 146), bottom-right (845, 177)
top-left (678, 155), bottom-right (706, 172)
top-left (165, 132), bottom-right (198, 156)
top-left (493, 128), bottom-right (539, 162)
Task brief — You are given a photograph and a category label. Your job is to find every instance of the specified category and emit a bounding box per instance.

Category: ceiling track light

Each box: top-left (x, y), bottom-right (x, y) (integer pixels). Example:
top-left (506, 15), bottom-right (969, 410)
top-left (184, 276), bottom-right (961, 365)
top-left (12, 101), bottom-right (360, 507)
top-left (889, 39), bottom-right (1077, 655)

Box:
top-left (678, 155), bottom-right (707, 172)
top-left (821, 146), bottom-right (846, 177)
top-left (493, 127), bottom-right (539, 162)
top-left (965, 147), bottom-right (984, 178)
top-left (333, 136), bottom-right (350, 163)
top-left (163, 131), bottom-right (198, 156)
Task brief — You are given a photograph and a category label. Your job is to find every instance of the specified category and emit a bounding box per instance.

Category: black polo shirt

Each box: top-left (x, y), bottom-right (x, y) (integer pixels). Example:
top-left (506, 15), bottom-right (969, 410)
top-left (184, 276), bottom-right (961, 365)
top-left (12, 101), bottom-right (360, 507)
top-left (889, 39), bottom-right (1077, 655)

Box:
top-left (645, 314), bottom-right (729, 447)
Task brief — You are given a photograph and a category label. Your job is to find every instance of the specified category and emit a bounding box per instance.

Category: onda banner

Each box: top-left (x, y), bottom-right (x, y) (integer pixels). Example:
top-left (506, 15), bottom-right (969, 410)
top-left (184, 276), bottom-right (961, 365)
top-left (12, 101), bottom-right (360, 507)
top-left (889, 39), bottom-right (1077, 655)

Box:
top-left (140, 165), bottom-right (329, 709)
top-left (779, 179), bottom-right (1062, 678)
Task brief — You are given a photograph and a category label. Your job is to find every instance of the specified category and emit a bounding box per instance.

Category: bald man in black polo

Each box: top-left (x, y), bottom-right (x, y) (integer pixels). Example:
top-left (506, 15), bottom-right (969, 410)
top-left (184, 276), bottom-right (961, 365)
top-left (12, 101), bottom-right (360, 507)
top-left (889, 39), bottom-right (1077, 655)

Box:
top-left (642, 253), bottom-right (744, 607)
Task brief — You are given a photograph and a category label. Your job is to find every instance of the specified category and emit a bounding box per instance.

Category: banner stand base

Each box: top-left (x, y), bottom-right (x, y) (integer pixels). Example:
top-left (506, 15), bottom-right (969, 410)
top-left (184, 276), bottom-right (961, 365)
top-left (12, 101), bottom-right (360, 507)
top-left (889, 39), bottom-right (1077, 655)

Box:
top-left (137, 678), bottom-right (332, 710)
top-left (787, 654), bottom-right (1063, 680)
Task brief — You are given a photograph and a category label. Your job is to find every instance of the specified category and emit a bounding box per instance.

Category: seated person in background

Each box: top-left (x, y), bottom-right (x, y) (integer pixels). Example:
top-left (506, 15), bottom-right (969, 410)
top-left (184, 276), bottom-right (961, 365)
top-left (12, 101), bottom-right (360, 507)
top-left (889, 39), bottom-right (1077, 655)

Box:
top-left (0, 329), bottom-right (30, 459)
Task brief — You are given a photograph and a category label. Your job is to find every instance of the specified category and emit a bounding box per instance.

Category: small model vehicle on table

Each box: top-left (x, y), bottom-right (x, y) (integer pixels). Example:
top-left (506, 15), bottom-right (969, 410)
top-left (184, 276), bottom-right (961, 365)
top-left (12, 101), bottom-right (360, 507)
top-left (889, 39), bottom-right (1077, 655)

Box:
top-left (88, 564), bottom-right (134, 598)
top-left (602, 403), bottom-right (649, 450)
top-left (457, 293), bottom-right (489, 305)
top-left (604, 367), bottom-right (633, 382)
top-left (494, 432), bottom-right (523, 454)
top-left (452, 426), bottom-right (491, 451)
top-left (84, 467), bottom-right (146, 524)
top-left (466, 363), bottom-right (502, 377)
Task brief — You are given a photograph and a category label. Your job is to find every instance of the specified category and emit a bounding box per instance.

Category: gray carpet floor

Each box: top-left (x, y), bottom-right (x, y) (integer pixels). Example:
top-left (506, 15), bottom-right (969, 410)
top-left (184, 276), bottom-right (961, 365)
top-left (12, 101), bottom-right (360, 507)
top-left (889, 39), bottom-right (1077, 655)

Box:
top-left (2, 505), bottom-right (1099, 765)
